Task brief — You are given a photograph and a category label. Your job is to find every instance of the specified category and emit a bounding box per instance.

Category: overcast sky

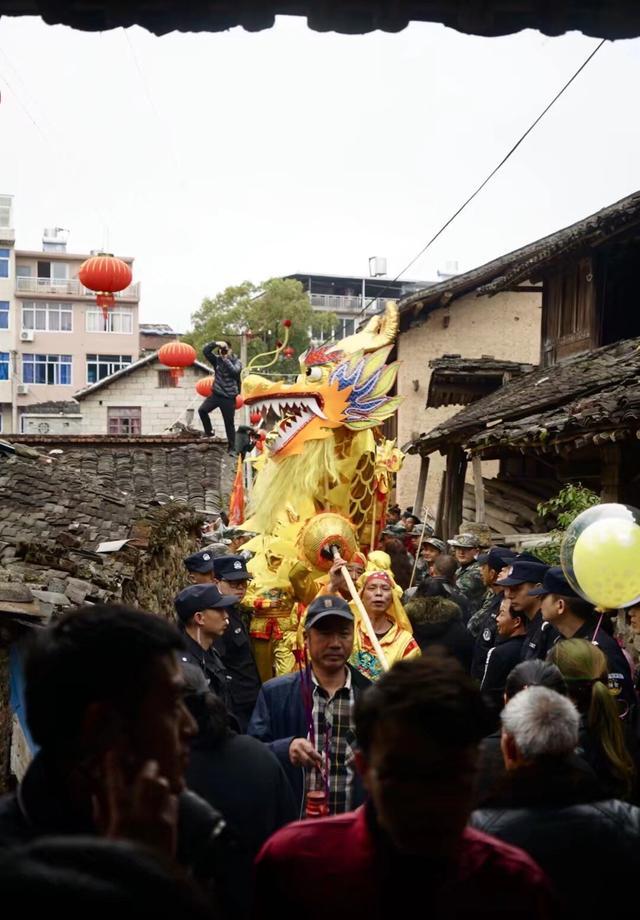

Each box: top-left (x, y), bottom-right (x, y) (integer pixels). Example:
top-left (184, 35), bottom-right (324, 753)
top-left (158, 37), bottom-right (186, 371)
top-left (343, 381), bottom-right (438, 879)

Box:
top-left (1, 16), bottom-right (639, 329)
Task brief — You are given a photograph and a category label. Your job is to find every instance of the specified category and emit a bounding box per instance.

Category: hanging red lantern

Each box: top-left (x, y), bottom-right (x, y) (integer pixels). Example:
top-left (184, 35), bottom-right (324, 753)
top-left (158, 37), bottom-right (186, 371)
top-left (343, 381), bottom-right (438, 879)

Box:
top-left (283, 346), bottom-right (295, 359)
top-left (196, 375), bottom-right (215, 398)
top-left (78, 253), bottom-right (133, 322)
top-left (249, 410), bottom-right (262, 425)
top-left (158, 341), bottom-right (197, 383)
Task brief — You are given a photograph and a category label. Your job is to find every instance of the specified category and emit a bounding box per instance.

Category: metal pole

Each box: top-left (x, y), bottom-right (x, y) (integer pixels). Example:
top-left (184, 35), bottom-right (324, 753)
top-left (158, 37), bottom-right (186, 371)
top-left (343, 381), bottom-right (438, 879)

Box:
top-left (10, 350), bottom-right (18, 433)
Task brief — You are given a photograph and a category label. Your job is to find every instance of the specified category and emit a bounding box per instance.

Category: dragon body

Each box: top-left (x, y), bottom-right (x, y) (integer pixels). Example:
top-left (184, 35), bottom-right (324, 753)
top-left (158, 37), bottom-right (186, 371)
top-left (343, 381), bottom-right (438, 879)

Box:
top-left (240, 302), bottom-right (404, 676)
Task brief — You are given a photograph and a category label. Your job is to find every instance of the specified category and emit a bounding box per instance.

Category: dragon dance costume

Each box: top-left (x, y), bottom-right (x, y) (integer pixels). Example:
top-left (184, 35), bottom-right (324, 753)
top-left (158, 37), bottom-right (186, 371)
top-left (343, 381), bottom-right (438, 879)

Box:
top-left (235, 303), bottom-right (409, 680)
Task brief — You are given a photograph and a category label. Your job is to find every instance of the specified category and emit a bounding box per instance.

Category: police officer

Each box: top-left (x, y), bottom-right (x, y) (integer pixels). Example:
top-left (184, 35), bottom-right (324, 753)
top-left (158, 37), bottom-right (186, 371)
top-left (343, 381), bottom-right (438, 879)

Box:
top-left (183, 549), bottom-right (216, 585)
top-left (496, 556), bottom-right (556, 662)
top-left (212, 555), bottom-right (261, 732)
top-left (534, 566), bottom-right (636, 719)
top-left (174, 584), bottom-right (236, 719)
top-left (469, 546), bottom-right (516, 680)
top-left (448, 533), bottom-right (485, 615)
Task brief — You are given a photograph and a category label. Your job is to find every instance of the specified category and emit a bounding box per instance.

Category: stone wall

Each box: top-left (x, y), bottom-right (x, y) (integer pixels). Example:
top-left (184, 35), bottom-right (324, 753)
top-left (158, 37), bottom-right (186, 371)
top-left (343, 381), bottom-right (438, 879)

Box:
top-left (0, 438), bottom-right (234, 788)
top-left (396, 290), bottom-right (542, 513)
top-left (78, 359), bottom-right (226, 438)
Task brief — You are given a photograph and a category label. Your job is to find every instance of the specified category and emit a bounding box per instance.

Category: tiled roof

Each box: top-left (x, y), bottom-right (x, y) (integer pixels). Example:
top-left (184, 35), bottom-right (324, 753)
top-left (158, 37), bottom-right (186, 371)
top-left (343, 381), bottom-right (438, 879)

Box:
top-left (427, 355), bottom-right (535, 408)
top-left (400, 190), bottom-right (640, 319)
top-left (3, 1), bottom-right (639, 37)
top-left (406, 336), bottom-right (640, 456)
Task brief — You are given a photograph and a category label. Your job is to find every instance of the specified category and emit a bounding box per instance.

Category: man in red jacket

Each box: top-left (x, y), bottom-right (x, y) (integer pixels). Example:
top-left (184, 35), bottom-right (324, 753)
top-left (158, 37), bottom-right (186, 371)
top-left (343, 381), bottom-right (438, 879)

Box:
top-left (254, 656), bottom-right (553, 919)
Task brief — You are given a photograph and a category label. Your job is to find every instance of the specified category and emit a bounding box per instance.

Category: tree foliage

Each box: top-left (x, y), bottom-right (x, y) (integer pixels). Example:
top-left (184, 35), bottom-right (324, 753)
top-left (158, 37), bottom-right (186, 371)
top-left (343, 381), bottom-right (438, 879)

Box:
top-left (534, 483), bottom-right (600, 565)
top-left (183, 278), bottom-right (336, 376)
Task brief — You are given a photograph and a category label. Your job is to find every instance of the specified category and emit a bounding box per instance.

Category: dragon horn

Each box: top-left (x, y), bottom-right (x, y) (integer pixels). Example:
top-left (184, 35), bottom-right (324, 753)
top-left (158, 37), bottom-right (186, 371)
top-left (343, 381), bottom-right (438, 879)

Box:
top-left (337, 301), bottom-right (399, 355)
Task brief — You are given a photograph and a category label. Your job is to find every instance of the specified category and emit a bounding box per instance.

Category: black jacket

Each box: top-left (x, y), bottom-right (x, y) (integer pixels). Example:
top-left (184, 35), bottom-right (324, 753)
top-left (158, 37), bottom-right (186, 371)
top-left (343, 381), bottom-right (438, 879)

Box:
top-left (521, 610), bottom-right (559, 662)
top-left (480, 634), bottom-right (526, 702)
top-left (470, 592), bottom-right (502, 681)
top-left (186, 732), bottom-right (297, 854)
top-left (247, 664), bottom-right (371, 811)
top-left (471, 758), bottom-right (640, 919)
top-left (214, 607), bottom-right (261, 732)
top-left (180, 630), bottom-right (234, 716)
top-left (0, 750), bottom-right (248, 917)
top-left (573, 616), bottom-right (636, 719)
top-left (405, 595), bottom-right (474, 671)
top-left (202, 343), bottom-right (242, 399)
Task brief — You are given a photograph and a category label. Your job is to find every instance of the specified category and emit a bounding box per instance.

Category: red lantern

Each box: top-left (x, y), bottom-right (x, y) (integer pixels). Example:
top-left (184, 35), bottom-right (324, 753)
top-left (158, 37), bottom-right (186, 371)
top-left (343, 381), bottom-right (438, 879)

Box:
top-left (196, 375), bottom-right (215, 398)
top-left (78, 253), bottom-right (133, 322)
top-left (283, 319), bottom-right (292, 328)
top-left (283, 346), bottom-right (295, 359)
top-left (249, 410), bottom-right (262, 425)
top-left (158, 341), bottom-right (197, 382)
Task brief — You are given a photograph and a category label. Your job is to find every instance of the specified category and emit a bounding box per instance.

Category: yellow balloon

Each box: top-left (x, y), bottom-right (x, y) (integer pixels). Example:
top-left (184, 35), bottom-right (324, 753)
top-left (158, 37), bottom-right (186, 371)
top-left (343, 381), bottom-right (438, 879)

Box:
top-left (573, 518), bottom-right (640, 608)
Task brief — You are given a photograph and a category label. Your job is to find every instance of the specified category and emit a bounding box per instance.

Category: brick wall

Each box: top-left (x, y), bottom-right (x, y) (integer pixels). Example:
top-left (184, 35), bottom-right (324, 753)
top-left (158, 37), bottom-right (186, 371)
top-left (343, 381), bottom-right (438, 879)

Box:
top-left (396, 289), bottom-right (542, 513)
top-left (78, 360), bottom-right (226, 438)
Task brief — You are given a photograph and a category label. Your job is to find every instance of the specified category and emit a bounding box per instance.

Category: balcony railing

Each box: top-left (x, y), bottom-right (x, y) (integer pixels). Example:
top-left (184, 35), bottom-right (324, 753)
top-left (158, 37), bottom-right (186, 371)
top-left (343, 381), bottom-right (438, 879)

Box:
top-left (15, 277), bottom-right (140, 300)
top-left (309, 292), bottom-right (398, 315)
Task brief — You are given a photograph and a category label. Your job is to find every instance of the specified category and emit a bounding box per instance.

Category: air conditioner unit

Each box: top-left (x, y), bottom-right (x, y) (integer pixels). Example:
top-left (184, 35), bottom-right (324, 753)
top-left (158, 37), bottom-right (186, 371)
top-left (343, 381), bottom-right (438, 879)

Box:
top-left (20, 330), bottom-right (35, 342)
top-left (17, 384), bottom-right (29, 395)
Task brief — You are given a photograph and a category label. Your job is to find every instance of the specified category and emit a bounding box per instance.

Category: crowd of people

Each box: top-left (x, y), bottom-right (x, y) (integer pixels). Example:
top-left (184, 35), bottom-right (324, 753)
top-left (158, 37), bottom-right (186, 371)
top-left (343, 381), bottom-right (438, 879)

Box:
top-left (0, 504), bottom-right (639, 917)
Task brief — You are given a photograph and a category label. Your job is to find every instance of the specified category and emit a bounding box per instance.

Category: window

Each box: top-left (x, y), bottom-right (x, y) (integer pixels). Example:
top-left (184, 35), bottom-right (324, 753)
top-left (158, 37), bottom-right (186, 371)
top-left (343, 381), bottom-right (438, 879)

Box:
top-left (0, 302), bottom-right (8, 331)
top-left (22, 301), bottom-right (73, 332)
top-left (0, 196), bottom-right (11, 229)
top-left (0, 352), bottom-right (8, 381)
top-left (0, 249), bottom-right (9, 279)
top-left (158, 369), bottom-right (178, 388)
top-left (87, 309), bottom-right (133, 334)
top-left (86, 354), bottom-right (132, 384)
top-left (37, 261), bottom-right (68, 281)
top-left (16, 265), bottom-right (32, 277)
top-left (22, 354), bottom-right (72, 386)
top-left (108, 406), bottom-right (141, 435)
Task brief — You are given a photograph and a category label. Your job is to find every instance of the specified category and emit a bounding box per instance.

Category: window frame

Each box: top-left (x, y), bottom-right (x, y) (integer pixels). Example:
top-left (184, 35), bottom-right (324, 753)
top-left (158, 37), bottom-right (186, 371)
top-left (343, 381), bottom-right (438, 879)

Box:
top-left (22, 301), bottom-right (73, 333)
top-left (0, 301), bottom-right (9, 331)
top-left (22, 353), bottom-right (73, 386)
top-left (0, 248), bottom-right (9, 279)
top-left (0, 352), bottom-right (9, 382)
top-left (86, 354), bottom-right (132, 384)
top-left (86, 308), bottom-right (134, 335)
top-left (107, 406), bottom-right (142, 436)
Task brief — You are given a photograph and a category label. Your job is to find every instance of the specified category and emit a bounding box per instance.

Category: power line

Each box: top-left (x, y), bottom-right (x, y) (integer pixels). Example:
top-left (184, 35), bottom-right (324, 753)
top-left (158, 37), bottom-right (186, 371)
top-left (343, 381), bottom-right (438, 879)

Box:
top-left (357, 37), bottom-right (607, 317)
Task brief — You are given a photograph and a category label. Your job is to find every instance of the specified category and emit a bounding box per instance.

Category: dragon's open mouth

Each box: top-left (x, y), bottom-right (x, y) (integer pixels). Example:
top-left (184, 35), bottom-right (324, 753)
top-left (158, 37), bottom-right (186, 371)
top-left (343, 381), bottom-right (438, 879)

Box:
top-left (244, 393), bottom-right (327, 451)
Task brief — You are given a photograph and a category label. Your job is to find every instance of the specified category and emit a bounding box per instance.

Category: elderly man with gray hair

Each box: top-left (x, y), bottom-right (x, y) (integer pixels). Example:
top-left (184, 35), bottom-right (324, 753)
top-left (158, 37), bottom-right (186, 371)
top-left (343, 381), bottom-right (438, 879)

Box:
top-left (471, 686), bottom-right (640, 918)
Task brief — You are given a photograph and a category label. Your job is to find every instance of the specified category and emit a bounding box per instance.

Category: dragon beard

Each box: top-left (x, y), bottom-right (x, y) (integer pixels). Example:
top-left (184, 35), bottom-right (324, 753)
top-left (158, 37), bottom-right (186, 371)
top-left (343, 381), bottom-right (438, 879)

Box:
top-left (248, 437), bottom-right (341, 533)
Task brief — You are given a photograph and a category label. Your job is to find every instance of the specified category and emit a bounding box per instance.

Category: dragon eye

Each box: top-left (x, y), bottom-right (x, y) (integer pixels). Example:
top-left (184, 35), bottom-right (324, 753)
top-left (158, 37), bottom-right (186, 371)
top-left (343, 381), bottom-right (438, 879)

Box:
top-left (305, 366), bottom-right (323, 381)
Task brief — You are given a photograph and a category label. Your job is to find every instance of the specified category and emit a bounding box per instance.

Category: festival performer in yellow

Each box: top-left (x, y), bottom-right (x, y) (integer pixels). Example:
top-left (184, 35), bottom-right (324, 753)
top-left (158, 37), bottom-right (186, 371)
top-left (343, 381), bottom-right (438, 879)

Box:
top-left (350, 564), bottom-right (420, 681)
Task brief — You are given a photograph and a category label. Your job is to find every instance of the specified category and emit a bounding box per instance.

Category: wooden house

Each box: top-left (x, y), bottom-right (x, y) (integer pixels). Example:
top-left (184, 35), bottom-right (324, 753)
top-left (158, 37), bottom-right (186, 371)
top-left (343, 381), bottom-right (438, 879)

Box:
top-left (403, 190), bottom-right (640, 539)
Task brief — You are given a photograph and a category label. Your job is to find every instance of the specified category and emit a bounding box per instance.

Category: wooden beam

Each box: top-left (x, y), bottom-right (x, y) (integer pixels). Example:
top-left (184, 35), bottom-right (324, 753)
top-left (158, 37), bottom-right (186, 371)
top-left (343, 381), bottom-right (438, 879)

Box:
top-left (600, 444), bottom-right (622, 502)
top-left (414, 455), bottom-right (429, 519)
top-left (442, 446), bottom-right (467, 540)
top-left (435, 470), bottom-right (446, 537)
top-left (472, 455), bottom-right (485, 523)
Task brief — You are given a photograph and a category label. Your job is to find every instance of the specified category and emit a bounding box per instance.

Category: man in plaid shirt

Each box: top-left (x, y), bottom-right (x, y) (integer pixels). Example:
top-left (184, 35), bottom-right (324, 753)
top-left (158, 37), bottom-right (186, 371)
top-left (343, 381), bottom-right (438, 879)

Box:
top-left (248, 595), bottom-right (371, 815)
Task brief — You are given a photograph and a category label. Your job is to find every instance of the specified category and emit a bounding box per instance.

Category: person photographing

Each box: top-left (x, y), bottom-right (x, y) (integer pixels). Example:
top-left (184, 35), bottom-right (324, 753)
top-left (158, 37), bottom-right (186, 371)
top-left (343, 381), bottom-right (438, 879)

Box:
top-left (198, 340), bottom-right (242, 453)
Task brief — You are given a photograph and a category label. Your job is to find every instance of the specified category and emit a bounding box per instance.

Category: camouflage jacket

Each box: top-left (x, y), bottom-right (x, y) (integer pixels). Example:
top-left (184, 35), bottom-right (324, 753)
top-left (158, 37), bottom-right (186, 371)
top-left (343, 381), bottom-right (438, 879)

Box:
top-left (455, 561), bottom-right (486, 615)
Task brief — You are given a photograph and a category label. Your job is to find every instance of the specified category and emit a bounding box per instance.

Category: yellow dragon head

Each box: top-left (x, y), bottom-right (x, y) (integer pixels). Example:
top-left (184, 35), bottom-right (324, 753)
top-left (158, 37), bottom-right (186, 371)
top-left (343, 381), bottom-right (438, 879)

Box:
top-left (242, 302), bottom-right (402, 459)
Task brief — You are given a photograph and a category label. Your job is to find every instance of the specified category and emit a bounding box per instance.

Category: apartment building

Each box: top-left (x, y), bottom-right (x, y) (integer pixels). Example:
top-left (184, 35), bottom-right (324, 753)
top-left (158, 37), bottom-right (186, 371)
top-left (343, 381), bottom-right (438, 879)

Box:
top-left (284, 270), bottom-right (433, 340)
top-left (0, 195), bottom-right (140, 433)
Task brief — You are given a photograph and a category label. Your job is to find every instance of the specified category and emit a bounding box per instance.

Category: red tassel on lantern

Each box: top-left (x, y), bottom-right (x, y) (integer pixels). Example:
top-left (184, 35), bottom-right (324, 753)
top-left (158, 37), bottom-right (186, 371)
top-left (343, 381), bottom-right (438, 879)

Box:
top-left (158, 341), bottom-right (197, 382)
